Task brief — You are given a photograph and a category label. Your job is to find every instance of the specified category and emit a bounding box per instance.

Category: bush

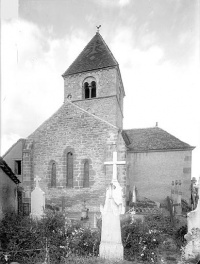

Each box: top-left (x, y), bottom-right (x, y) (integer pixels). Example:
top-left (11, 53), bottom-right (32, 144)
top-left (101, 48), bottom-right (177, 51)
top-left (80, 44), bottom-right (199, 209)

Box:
top-left (0, 211), bottom-right (183, 263)
top-left (144, 213), bottom-right (176, 236)
top-left (0, 211), bottom-right (100, 263)
top-left (66, 226), bottom-right (100, 257)
top-left (174, 225), bottom-right (187, 248)
top-left (0, 211), bottom-right (65, 263)
top-left (121, 213), bottom-right (187, 262)
top-left (122, 219), bottom-right (160, 262)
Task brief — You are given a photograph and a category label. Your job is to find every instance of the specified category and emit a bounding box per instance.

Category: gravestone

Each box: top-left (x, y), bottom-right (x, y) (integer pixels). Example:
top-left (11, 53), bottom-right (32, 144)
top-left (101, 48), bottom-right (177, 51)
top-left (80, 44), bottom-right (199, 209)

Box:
top-left (183, 177), bottom-right (200, 260)
top-left (104, 151), bottom-right (126, 214)
top-left (191, 177), bottom-right (198, 210)
top-left (99, 183), bottom-right (124, 260)
top-left (30, 175), bottom-right (45, 220)
top-left (171, 180), bottom-right (182, 215)
top-left (184, 228), bottom-right (200, 260)
top-left (132, 185), bottom-right (137, 203)
top-left (187, 177), bottom-right (200, 233)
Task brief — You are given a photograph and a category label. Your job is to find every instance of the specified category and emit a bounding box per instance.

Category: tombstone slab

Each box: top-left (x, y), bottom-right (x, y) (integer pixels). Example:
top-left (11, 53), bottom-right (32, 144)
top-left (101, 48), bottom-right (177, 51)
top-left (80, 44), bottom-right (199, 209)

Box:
top-left (187, 177), bottom-right (200, 233)
top-left (31, 175), bottom-right (45, 220)
top-left (184, 228), bottom-right (200, 260)
top-left (183, 177), bottom-right (200, 260)
top-left (132, 185), bottom-right (137, 203)
top-left (99, 183), bottom-right (124, 260)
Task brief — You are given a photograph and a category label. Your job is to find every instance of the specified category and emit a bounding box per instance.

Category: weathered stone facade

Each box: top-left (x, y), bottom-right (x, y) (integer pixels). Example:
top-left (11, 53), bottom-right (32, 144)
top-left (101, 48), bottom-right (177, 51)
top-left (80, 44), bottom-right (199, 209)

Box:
top-left (24, 98), bottom-right (126, 212)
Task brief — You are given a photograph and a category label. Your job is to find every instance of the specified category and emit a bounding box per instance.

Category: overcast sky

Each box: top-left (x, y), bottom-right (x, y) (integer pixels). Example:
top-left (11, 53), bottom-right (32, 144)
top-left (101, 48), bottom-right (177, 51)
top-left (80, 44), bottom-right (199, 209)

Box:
top-left (1, 0), bottom-right (200, 178)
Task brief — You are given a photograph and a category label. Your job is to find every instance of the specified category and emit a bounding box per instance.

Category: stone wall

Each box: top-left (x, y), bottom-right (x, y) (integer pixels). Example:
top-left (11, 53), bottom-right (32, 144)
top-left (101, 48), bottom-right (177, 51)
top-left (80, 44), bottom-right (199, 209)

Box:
top-left (127, 150), bottom-right (192, 204)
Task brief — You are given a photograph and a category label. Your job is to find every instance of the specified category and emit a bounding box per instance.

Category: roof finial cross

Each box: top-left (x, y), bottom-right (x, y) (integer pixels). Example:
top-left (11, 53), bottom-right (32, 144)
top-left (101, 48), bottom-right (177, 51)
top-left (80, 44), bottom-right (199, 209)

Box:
top-left (96, 25), bottom-right (101, 33)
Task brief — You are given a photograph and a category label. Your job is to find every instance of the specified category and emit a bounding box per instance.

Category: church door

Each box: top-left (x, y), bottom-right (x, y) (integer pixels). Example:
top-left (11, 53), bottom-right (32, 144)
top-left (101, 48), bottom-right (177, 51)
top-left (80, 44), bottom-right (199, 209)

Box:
top-left (67, 152), bottom-right (73, 187)
top-left (83, 160), bottom-right (89, 187)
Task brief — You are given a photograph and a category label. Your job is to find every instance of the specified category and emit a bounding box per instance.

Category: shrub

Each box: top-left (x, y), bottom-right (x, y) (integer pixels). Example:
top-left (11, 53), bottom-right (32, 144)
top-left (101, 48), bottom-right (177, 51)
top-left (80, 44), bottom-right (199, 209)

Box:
top-left (66, 226), bottom-right (100, 257)
top-left (122, 219), bottom-right (160, 262)
top-left (0, 211), bottom-right (183, 263)
top-left (144, 213), bottom-right (176, 236)
top-left (0, 211), bottom-right (100, 263)
top-left (174, 225), bottom-right (187, 248)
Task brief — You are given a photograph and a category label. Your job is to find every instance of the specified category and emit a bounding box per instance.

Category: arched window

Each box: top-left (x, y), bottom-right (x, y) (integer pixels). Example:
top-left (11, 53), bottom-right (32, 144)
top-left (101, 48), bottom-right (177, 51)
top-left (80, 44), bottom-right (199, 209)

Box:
top-left (83, 160), bottom-right (89, 188)
top-left (83, 78), bottom-right (97, 99)
top-left (84, 82), bottom-right (90, 99)
top-left (67, 152), bottom-right (73, 187)
top-left (51, 162), bottom-right (56, 187)
top-left (91, 81), bottom-right (96, 98)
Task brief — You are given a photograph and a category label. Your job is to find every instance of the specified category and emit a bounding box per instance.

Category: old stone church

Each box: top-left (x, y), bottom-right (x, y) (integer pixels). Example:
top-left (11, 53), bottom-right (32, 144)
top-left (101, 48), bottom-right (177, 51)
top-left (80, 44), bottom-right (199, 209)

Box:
top-left (3, 32), bottom-right (194, 215)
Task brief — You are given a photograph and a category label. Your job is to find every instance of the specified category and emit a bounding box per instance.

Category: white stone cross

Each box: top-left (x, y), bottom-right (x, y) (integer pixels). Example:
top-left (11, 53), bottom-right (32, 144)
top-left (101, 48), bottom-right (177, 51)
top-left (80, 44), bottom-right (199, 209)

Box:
top-left (34, 175), bottom-right (41, 188)
top-left (104, 151), bottom-right (126, 182)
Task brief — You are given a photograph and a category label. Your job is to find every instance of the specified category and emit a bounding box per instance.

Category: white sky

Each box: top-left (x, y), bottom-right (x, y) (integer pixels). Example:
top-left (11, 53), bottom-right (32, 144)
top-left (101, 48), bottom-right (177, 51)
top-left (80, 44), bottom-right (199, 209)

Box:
top-left (1, 0), bottom-right (200, 178)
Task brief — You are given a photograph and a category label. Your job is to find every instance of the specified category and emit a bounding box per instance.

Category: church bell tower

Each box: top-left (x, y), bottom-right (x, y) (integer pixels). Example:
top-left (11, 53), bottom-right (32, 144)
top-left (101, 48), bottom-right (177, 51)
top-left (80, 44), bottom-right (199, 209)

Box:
top-left (62, 32), bottom-right (125, 129)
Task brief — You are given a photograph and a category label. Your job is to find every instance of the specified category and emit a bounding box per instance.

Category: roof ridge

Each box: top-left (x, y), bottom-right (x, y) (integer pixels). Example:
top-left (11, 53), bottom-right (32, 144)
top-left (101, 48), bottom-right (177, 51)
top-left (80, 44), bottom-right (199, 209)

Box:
top-left (2, 138), bottom-right (25, 158)
top-left (123, 127), bottom-right (195, 151)
top-left (97, 32), bottom-right (118, 65)
top-left (28, 104), bottom-right (65, 140)
top-left (62, 35), bottom-right (92, 77)
top-left (123, 126), bottom-right (159, 131)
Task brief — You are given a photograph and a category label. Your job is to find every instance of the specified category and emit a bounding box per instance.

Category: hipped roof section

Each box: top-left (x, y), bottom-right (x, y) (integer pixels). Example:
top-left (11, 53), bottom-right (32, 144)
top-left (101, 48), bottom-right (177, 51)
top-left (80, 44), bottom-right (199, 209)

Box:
top-left (62, 32), bottom-right (118, 76)
top-left (123, 127), bottom-right (195, 152)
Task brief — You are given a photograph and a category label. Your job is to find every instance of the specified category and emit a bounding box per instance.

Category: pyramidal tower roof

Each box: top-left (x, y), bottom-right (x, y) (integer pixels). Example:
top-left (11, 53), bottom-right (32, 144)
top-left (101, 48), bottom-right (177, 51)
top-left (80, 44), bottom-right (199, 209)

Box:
top-left (62, 32), bottom-right (118, 77)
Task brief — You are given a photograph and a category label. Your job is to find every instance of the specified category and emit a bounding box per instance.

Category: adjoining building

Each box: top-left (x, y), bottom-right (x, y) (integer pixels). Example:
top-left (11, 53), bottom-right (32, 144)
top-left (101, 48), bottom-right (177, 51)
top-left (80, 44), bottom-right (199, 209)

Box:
top-left (0, 157), bottom-right (21, 219)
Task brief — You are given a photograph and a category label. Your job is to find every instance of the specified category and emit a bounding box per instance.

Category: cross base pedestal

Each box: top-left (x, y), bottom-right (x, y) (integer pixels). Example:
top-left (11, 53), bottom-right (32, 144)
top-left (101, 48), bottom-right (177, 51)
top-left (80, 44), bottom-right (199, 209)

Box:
top-left (100, 242), bottom-right (124, 260)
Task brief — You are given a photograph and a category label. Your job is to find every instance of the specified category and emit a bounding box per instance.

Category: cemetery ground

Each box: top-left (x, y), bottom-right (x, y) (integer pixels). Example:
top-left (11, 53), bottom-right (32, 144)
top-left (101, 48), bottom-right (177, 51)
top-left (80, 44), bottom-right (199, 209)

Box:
top-left (0, 210), bottom-right (198, 264)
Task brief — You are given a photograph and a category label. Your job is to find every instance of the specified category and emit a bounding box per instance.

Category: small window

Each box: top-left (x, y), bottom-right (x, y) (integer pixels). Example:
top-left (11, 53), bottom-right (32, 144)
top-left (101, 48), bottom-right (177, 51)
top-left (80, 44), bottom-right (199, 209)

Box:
top-left (51, 162), bottom-right (56, 187)
top-left (67, 152), bottom-right (73, 187)
top-left (84, 82), bottom-right (90, 99)
top-left (91, 81), bottom-right (96, 98)
top-left (14, 160), bottom-right (22, 175)
top-left (83, 79), bottom-right (97, 99)
top-left (83, 160), bottom-right (89, 188)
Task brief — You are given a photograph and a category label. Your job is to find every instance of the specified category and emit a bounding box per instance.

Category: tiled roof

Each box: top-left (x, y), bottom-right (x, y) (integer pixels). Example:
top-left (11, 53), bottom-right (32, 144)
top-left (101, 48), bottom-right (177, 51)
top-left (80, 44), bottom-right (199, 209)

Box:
top-left (123, 127), bottom-right (194, 152)
top-left (0, 157), bottom-right (20, 184)
top-left (62, 32), bottom-right (118, 76)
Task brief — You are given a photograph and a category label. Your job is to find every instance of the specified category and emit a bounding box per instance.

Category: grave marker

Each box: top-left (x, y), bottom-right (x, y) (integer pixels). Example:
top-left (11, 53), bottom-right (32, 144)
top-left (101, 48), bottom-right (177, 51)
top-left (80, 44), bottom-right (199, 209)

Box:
top-left (104, 151), bottom-right (126, 213)
top-left (183, 177), bottom-right (200, 260)
top-left (132, 185), bottom-right (137, 203)
top-left (171, 180), bottom-right (182, 215)
top-left (99, 183), bottom-right (124, 260)
top-left (30, 175), bottom-right (45, 220)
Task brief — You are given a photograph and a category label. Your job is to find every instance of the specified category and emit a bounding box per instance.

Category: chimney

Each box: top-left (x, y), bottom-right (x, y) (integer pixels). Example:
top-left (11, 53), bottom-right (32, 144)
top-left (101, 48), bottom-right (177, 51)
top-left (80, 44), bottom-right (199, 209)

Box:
top-left (155, 122), bottom-right (158, 127)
